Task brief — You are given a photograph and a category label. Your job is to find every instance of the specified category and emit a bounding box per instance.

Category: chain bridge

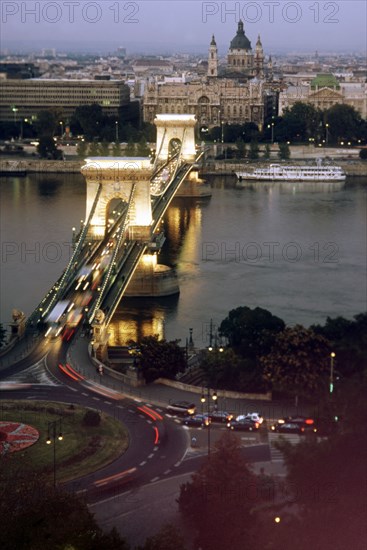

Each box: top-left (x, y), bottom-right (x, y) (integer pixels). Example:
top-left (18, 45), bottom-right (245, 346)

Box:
top-left (18, 114), bottom-right (202, 358)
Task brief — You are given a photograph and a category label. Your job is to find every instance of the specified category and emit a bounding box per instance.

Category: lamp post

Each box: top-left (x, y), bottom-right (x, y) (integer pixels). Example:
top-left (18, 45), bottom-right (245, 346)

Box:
top-left (201, 387), bottom-right (217, 456)
top-left (46, 419), bottom-right (63, 488)
top-left (12, 106), bottom-right (18, 124)
top-left (325, 123), bottom-right (329, 146)
top-left (59, 121), bottom-right (64, 138)
top-left (329, 352), bottom-right (336, 394)
top-left (115, 120), bottom-right (119, 142)
top-left (267, 123), bottom-right (274, 143)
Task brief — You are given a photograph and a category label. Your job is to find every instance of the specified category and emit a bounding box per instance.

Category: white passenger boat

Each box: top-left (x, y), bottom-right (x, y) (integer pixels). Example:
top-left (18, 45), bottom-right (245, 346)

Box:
top-left (235, 162), bottom-right (346, 182)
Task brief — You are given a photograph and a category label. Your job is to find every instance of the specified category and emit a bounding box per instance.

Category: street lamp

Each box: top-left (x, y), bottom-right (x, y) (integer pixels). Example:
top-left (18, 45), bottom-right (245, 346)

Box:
top-left (12, 106), bottom-right (18, 124)
top-left (267, 122), bottom-right (274, 143)
top-left (325, 123), bottom-right (329, 146)
top-left (59, 121), bottom-right (64, 138)
top-left (329, 352), bottom-right (336, 394)
top-left (115, 120), bottom-right (119, 142)
top-left (201, 387), bottom-right (218, 456)
top-left (46, 419), bottom-right (63, 488)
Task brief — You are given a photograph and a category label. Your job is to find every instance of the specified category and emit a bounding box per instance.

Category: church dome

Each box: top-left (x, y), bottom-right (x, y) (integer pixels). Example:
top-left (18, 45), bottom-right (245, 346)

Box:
top-left (230, 21), bottom-right (252, 50)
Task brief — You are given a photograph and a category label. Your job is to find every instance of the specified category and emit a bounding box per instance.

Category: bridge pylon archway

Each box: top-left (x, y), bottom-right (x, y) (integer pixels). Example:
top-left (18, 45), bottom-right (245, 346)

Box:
top-left (81, 157), bottom-right (153, 239)
top-left (154, 114), bottom-right (197, 163)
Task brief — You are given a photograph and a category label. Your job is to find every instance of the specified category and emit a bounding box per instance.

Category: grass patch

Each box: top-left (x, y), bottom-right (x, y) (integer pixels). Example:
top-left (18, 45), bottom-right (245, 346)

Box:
top-left (0, 400), bottom-right (129, 483)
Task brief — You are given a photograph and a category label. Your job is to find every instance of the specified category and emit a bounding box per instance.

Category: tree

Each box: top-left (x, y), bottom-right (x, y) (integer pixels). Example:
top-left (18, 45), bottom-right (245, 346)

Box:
top-left (235, 138), bottom-right (246, 159)
top-left (263, 143), bottom-right (271, 159)
top-left (76, 140), bottom-right (88, 159)
top-left (125, 138), bottom-right (136, 156)
top-left (37, 135), bottom-right (61, 159)
top-left (219, 306), bottom-right (285, 360)
top-left (133, 335), bottom-right (186, 383)
top-left (136, 136), bottom-right (150, 156)
top-left (34, 110), bottom-right (56, 137)
top-left (248, 139), bottom-right (260, 159)
top-left (112, 141), bottom-right (122, 156)
top-left (325, 104), bottom-right (362, 143)
top-left (278, 141), bottom-right (290, 159)
top-left (73, 104), bottom-right (105, 140)
top-left (311, 313), bottom-right (367, 378)
top-left (177, 432), bottom-right (257, 550)
top-left (138, 524), bottom-right (187, 550)
top-left (281, 102), bottom-right (322, 142)
top-left (98, 140), bottom-right (110, 156)
top-left (263, 373), bottom-right (367, 550)
top-left (260, 325), bottom-right (331, 400)
top-left (88, 141), bottom-right (100, 156)
top-left (0, 470), bottom-right (130, 550)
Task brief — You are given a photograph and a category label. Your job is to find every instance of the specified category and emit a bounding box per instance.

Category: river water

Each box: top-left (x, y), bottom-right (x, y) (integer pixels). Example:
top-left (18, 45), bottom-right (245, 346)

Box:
top-left (1, 172), bottom-right (366, 347)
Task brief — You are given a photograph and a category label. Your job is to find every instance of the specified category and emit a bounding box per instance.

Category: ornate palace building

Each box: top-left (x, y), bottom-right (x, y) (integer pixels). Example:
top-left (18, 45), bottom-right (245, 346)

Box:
top-left (143, 21), bottom-right (273, 130)
top-left (279, 73), bottom-right (367, 119)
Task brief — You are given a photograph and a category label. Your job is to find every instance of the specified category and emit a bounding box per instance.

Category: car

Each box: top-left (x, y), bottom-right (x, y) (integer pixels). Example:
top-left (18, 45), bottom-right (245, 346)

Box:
top-left (236, 412), bottom-right (264, 425)
top-left (182, 414), bottom-right (211, 427)
top-left (227, 418), bottom-right (260, 431)
top-left (208, 410), bottom-right (233, 423)
top-left (270, 416), bottom-right (317, 435)
top-left (166, 401), bottom-right (196, 416)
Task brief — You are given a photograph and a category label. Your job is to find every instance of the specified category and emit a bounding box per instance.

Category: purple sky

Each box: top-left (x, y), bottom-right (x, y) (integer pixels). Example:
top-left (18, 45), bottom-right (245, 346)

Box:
top-left (1, 0), bottom-right (366, 54)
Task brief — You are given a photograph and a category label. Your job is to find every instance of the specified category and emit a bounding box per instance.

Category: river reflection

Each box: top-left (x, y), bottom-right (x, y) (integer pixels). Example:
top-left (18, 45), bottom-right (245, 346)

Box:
top-left (1, 173), bottom-right (366, 346)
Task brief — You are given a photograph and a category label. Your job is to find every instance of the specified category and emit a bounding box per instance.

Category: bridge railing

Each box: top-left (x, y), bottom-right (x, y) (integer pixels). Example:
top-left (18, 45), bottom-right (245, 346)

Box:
top-left (26, 182), bottom-right (103, 328)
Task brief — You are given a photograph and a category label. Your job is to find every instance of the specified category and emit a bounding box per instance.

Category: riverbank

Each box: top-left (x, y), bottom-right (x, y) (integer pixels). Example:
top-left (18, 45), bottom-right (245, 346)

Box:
top-left (1, 149), bottom-right (366, 177)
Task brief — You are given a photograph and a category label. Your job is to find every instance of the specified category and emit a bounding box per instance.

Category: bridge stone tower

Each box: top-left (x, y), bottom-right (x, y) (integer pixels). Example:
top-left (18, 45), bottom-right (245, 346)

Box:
top-left (81, 157), bottom-right (153, 239)
top-left (154, 114), bottom-right (197, 163)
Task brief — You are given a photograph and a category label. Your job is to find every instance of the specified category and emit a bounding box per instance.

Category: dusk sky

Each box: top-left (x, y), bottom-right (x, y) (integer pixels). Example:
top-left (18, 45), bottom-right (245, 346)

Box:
top-left (1, 0), bottom-right (366, 54)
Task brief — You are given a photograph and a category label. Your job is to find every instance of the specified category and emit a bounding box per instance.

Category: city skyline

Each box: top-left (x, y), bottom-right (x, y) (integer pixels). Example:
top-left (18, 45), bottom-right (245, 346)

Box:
top-left (1, 0), bottom-right (366, 55)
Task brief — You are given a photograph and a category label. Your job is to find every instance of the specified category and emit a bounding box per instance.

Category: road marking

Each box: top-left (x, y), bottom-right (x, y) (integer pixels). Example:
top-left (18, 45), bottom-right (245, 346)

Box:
top-left (174, 461), bottom-right (181, 467)
top-left (139, 461), bottom-right (147, 466)
top-left (156, 408), bottom-right (163, 413)
top-left (153, 446), bottom-right (159, 452)
top-left (164, 469), bottom-right (171, 475)
top-left (174, 419), bottom-right (181, 424)
top-left (92, 397), bottom-right (100, 401)
top-left (148, 453), bottom-right (154, 459)
top-left (69, 387), bottom-right (78, 392)
top-left (150, 477), bottom-right (159, 483)
top-left (146, 420), bottom-right (152, 424)
top-left (128, 408), bottom-right (135, 413)
top-left (81, 392), bottom-right (88, 396)
top-left (104, 400), bottom-right (112, 405)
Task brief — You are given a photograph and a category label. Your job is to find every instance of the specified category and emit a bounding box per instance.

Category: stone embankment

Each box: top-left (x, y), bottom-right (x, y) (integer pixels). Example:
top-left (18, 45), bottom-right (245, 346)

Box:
top-left (0, 152), bottom-right (366, 177)
top-left (0, 158), bottom-right (83, 174)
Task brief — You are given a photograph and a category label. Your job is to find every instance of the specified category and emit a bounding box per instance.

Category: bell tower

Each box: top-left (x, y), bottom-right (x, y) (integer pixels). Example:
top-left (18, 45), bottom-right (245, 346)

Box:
top-left (208, 35), bottom-right (218, 78)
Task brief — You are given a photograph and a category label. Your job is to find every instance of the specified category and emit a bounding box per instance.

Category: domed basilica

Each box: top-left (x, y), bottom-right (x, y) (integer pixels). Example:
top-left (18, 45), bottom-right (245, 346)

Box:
top-left (143, 21), bottom-right (275, 130)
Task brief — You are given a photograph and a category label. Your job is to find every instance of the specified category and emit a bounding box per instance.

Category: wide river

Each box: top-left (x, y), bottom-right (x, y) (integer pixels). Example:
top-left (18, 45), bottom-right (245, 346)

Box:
top-left (1, 172), bottom-right (366, 348)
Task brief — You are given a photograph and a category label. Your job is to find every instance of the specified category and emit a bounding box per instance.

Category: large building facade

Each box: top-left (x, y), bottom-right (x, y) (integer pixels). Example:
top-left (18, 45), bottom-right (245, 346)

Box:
top-left (143, 22), bottom-right (269, 130)
top-left (0, 78), bottom-right (130, 122)
top-left (279, 74), bottom-right (367, 119)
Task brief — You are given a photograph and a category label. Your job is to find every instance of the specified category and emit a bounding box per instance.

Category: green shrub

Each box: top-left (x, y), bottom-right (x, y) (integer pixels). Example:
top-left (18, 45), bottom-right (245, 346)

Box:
top-left (82, 410), bottom-right (101, 427)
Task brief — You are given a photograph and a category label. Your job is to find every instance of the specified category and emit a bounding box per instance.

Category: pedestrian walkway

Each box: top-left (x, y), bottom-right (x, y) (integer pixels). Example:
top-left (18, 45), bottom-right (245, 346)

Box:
top-left (268, 432), bottom-right (301, 462)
